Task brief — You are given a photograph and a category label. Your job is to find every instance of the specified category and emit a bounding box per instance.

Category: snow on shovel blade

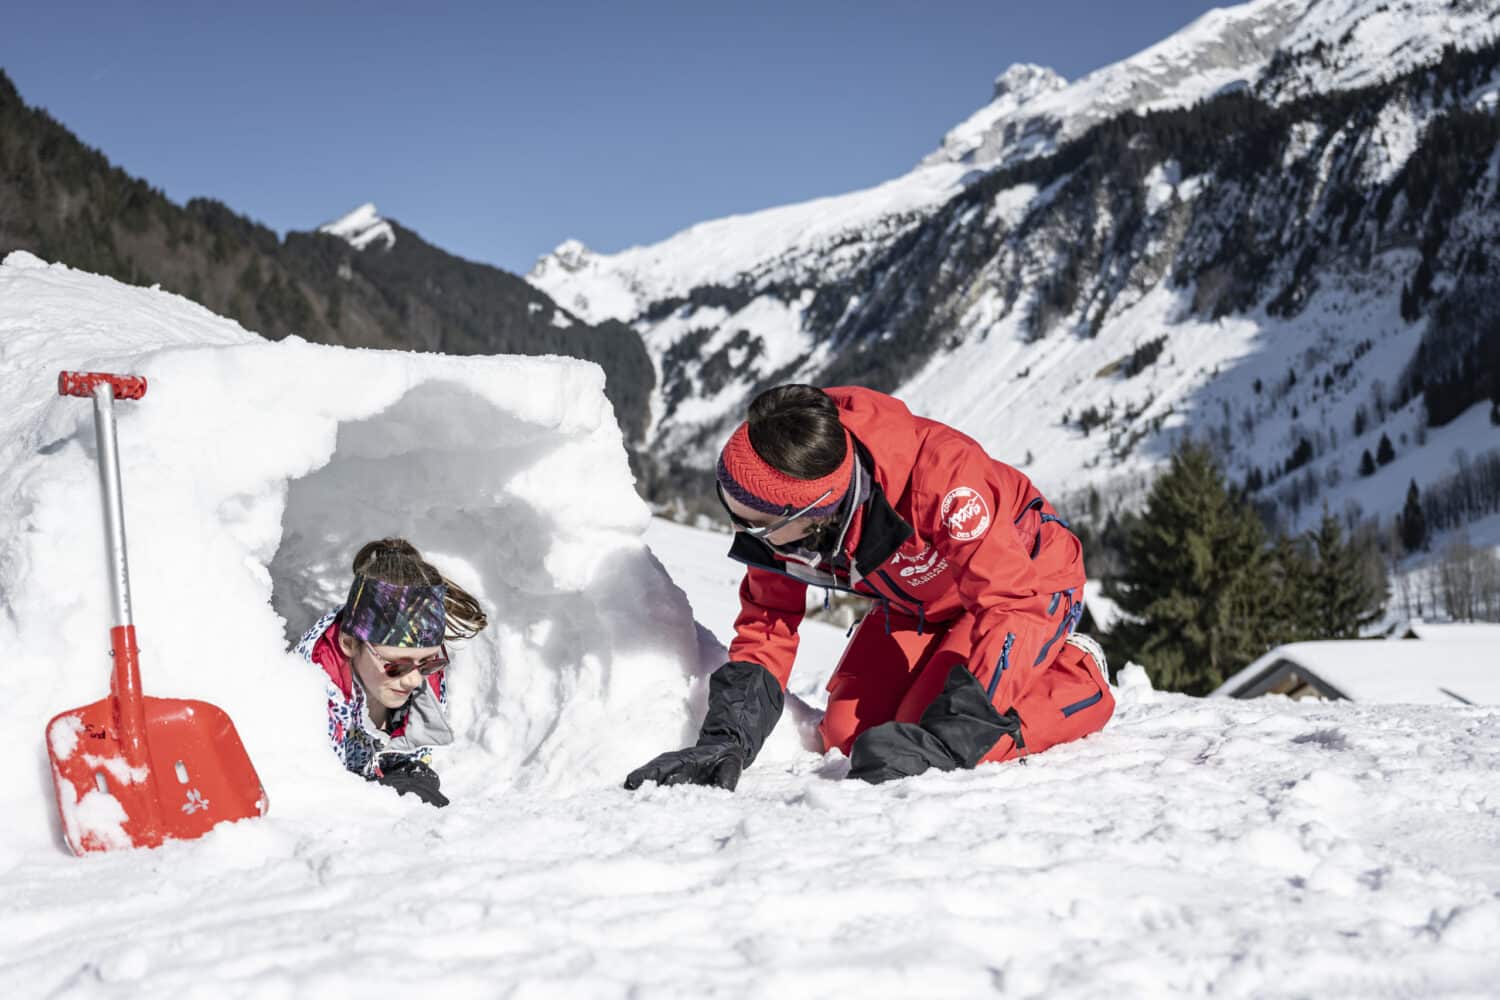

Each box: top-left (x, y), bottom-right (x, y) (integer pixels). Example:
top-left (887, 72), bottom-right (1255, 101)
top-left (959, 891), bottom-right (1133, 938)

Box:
top-left (47, 693), bottom-right (269, 855)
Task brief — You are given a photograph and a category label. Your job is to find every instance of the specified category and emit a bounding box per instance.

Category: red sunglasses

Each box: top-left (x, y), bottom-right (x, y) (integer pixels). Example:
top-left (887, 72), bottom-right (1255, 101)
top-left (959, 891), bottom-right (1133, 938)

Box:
top-left (364, 641), bottom-right (449, 678)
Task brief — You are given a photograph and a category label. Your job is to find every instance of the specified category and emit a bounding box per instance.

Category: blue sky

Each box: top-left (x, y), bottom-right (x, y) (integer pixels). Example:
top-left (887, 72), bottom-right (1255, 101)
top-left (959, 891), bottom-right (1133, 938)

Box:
top-left (4, 1), bottom-right (1229, 274)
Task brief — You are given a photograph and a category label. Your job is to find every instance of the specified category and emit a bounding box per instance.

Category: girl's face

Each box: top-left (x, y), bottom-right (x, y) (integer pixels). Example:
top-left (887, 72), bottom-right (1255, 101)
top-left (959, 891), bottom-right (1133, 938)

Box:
top-left (340, 635), bottom-right (440, 709)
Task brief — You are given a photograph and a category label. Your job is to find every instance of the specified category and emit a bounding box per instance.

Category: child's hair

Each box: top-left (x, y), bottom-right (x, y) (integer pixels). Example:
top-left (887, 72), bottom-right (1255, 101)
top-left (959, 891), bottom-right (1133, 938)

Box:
top-left (351, 538), bottom-right (488, 641)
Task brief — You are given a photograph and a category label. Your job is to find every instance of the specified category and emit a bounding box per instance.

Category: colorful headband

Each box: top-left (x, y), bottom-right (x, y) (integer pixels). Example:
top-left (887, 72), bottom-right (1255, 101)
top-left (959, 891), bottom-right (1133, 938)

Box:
top-left (715, 421), bottom-right (853, 518)
top-left (343, 575), bottom-right (447, 647)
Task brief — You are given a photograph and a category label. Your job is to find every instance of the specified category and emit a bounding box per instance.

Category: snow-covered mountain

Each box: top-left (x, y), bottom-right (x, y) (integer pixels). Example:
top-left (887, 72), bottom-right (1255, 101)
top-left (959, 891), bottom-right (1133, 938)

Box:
top-left (528, 0), bottom-right (1500, 548)
top-left (4, 253), bottom-right (1499, 995)
top-left (534, 0), bottom-right (1498, 322)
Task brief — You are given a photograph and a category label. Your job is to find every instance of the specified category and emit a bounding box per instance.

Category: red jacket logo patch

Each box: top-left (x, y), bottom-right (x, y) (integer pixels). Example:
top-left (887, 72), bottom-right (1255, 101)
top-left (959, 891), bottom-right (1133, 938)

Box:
top-left (941, 486), bottom-right (990, 541)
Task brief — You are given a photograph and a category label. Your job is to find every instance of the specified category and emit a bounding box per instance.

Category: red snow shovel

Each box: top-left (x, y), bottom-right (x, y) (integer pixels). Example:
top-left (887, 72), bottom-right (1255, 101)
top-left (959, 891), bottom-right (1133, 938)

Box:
top-left (45, 371), bottom-right (268, 854)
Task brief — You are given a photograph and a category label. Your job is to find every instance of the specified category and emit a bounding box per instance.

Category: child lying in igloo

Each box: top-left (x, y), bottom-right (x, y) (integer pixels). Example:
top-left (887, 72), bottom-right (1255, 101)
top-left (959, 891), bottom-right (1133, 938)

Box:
top-left (292, 538), bottom-right (488, 807)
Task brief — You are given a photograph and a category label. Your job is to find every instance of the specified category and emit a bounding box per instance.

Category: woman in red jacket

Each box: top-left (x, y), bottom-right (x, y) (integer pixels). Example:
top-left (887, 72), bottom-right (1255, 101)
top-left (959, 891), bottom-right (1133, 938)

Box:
top-left (626, 385), bottom-right (1112, 788)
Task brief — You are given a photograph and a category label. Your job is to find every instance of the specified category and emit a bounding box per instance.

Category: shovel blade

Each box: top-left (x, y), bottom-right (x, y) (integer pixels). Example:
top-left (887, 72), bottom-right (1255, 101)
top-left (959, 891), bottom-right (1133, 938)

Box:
top-left (47, 696), bottom-right (268, 855)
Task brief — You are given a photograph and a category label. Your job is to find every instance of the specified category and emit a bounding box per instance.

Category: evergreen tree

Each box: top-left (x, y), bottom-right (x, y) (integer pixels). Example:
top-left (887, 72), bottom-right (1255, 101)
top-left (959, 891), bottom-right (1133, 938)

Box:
top-left (1376, 433), bottom-right (1395, 465)
top-left (1299, 510), bottom-right (1387, 637)
top-left (1412, 254), bottom-right (1435, 306)
top-left (1359, 449), bottom-right (1376, 477)
top-left (1105, 440), bottom-right (1278, 695)
top-left (1287, 436), bottom-right (1313, 471)
top-left (1266, 531), bottom-right (1319, 643)
top-left (1400, 479), bottom-right (1428, 553)
top-left (1400, 280), bottom-right (1418, 322)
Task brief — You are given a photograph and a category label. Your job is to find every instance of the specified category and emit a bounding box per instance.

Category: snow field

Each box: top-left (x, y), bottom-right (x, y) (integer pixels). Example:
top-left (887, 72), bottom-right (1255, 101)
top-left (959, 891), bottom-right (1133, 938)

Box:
top-left (4, 670), bottom-right (1499, 997)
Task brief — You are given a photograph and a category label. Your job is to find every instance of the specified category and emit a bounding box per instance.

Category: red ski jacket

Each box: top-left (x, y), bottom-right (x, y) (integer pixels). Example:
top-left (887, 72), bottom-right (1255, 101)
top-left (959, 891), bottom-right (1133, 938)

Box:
top-left (726, 386), bottom-right (1086, 714)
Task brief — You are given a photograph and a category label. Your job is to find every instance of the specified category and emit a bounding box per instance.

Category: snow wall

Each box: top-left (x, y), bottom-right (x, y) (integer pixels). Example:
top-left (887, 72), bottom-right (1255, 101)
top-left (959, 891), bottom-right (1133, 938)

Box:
top-left (0, 252), bottom-right (716, 857)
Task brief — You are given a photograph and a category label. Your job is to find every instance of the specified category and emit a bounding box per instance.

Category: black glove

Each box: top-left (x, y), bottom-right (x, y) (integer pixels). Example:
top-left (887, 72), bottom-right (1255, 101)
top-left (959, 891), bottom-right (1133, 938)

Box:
top-left (376, 757), bottom-right (450, 808)
top-left (624, 661), bottom-right (784, 792)
top-left (848, 663), bottom-right (1023, 784)
top-left (624, 742), bottom-right (745, 791)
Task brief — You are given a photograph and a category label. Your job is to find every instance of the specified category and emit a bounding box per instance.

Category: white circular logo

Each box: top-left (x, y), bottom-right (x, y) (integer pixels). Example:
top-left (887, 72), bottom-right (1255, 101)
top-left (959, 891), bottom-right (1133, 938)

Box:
top-left (941, 486), bottom-right (990, 541)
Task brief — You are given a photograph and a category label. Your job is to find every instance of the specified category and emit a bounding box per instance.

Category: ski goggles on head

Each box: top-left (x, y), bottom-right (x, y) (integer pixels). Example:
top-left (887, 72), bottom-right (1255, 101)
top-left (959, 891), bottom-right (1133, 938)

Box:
top-left (364, 641), bottom-right (449, 679)
top-left (717, 482), bottom-right (834, 538)
top-left (343, 575), bottom-right (447, 648)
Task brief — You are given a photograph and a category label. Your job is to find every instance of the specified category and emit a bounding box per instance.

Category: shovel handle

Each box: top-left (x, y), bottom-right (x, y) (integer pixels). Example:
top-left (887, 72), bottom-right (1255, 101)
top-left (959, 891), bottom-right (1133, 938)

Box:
top-left (110, 624), bottom-right (151, 770)
top-left (59, 371), bottom-right (148, 400)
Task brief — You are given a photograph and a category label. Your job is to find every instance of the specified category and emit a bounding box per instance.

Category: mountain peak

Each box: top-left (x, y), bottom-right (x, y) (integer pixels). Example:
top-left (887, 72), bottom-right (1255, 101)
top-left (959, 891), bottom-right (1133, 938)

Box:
top-left (991, 63), bottom-right (1068, 103)
top-left (319, 202), bottom-right (395, 251)
top-left (530, 239), bottom-right (599, 280)
top-left (551, 239), bottom-right (595, 271)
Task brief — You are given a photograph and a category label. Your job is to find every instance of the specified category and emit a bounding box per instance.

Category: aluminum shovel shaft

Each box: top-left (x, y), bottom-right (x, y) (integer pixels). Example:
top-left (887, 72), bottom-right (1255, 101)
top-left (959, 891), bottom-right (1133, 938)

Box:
top-left (92, 381), bottom-right (134, 630)
top-left (89, 381), bottom-right (153, 781)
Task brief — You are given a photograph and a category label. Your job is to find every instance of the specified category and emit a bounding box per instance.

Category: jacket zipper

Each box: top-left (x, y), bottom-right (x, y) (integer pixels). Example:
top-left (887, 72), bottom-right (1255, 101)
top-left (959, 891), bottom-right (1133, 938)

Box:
top-left (987, 632), bottom-right (1016, 700)
top-left (874, 568), bottom-right (927, 632)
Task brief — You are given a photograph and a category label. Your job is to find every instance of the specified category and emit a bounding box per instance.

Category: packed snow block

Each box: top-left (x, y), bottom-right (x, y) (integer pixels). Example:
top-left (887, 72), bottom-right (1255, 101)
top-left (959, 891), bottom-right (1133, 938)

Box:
top-left (0, 253), bottom-right (708, 853)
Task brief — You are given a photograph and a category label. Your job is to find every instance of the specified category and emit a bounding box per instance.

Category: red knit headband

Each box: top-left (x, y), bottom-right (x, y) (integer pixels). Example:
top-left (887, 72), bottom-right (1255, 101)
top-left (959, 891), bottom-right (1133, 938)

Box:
top-left (715, 421), bottom-right (853, 518)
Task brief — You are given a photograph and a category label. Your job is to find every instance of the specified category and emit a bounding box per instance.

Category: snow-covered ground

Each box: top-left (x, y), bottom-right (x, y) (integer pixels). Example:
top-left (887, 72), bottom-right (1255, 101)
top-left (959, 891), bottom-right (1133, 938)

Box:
top-left (3, 253), bottom-right (1500, 998)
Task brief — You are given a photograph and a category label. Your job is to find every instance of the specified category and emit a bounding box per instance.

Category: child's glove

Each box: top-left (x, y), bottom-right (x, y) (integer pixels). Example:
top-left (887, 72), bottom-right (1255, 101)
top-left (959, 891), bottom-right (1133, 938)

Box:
top-left (376, 756), bottom-right (450, 808)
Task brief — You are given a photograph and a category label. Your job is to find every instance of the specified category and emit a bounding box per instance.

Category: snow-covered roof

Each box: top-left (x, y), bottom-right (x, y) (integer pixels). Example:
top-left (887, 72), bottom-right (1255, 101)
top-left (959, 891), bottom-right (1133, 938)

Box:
top-left (1405, 621), bottom-right (1500, 642)
top-left (1213, 639), bottom-right (1500, 705)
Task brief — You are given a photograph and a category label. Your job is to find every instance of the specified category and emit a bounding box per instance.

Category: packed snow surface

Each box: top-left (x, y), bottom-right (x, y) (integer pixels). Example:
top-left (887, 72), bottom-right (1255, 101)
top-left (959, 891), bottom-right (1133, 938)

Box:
top-left (3, 254), bottom-right (1500, 998)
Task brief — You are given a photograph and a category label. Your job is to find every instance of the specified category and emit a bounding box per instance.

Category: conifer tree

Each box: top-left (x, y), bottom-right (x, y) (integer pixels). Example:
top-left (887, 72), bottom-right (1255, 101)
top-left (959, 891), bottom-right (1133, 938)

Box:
top-left (1266, 531), bottom-right (1319, 643)
top-left (1377, 433), bottom-right (1395, 465)
top-left (1400, 479), bottom-right (1428, 553)
top-left (1358, 449), bottom-right (1376, 477)
top-left (1105, 440), bottom-right (1277, 694)
top-left (1400, 281), bottom-right (1418, 322)
top-left (1299, 510), bottom-right (1387, 637)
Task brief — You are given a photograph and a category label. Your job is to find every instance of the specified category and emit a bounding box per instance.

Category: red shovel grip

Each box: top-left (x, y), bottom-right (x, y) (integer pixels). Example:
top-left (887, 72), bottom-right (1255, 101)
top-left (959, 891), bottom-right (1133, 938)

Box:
top-left (58, 371), bottom-right (148, 400)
